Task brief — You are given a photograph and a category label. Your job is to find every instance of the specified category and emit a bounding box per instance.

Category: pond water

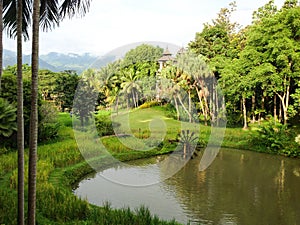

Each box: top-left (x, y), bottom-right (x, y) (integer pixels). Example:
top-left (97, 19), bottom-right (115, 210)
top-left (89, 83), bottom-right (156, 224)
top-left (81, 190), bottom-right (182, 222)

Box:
top-left (74, 148), bottom-right (300, 224)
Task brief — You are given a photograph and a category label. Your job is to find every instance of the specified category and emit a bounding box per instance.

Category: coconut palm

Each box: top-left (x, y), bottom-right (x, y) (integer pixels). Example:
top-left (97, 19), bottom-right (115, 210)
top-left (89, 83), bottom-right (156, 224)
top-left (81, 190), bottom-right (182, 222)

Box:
top-left (120, 68), bottom-right (142, 108)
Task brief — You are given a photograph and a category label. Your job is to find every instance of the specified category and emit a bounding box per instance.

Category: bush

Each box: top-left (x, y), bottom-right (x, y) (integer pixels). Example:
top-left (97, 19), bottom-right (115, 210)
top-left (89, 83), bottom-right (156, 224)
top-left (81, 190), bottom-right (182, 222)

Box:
top-left (38, 102), bottom-right (60, 142)
top-left (250, 119), bottom-right (299, 156)
top-left (95, 111), bottom-right (120, 137)
top-left (139, 101), bottom-right (160, 109)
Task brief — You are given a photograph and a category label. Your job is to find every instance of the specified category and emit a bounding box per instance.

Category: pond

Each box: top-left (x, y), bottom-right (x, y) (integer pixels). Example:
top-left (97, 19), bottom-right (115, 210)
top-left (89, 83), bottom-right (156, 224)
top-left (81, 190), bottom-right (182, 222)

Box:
top-left (74, 148), bottom-right (300, 224)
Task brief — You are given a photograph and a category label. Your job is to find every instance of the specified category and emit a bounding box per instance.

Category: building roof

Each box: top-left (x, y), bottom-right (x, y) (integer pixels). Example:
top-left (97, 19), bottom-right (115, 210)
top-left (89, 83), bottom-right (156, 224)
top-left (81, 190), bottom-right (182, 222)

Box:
top-left (158, 47), bottom-right (174, 62)
top-left (162, 47), bottom-right (172, 56)
top-left (177, 47), bottom-right (186, 55)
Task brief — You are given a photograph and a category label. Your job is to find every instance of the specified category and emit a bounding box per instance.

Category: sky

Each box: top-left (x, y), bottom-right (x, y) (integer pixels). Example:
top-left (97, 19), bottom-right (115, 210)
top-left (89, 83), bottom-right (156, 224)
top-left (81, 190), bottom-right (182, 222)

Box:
top-left (3, 0), bottom-right (286, 56)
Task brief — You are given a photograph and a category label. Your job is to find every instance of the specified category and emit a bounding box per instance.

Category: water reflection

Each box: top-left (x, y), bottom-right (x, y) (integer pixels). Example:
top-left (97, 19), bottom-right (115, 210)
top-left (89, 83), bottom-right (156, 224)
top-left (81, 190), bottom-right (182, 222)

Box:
top-left (74, 148), bottom-right (300, 225)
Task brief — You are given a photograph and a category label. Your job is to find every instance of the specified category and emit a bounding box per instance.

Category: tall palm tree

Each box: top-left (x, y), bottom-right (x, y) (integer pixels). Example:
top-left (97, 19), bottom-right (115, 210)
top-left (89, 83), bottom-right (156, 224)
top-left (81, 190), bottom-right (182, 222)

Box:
top-left (0, 0), bottom-right (3, 93)
top-left (17, 0), bottom-right (25, 224)
top-left (27, 1), bottom-right (40, 223)
top-left (3, 1), bottom-right (32, 224)
top-left (28, 1), bottom-right (92, 224)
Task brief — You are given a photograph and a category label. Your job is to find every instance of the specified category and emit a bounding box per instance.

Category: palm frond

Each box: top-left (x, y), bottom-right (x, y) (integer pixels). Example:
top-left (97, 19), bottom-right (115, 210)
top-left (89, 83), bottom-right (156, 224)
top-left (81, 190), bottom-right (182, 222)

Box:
top-left (3, 0), bottom-right (32, 41)
top-left (60, 0), bottom-right (91, 19)
top-left (40, 0), bottom-right (60, 31)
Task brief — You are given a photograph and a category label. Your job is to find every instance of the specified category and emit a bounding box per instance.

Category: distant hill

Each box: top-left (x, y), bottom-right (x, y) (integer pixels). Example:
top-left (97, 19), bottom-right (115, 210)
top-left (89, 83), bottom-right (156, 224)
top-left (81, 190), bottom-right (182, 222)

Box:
top-left (3, 49), bottom-right (117, 74)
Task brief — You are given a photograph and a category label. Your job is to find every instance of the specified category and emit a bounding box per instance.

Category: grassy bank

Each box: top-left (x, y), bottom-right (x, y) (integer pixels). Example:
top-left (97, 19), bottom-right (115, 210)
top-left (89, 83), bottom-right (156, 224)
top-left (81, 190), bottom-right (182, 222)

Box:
top-left (0, 107), bottom-right (298, 224)
top-left (0, 112), bottom-right (182, 224)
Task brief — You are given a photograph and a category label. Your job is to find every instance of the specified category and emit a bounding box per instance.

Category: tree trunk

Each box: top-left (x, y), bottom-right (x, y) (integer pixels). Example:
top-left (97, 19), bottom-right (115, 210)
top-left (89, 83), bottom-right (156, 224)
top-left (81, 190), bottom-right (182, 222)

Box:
top-left (242, 97), bottom-right (248, 130)
top-left (274, 95), bottom-right (277, 123)
top-left (28, 1), bottom-right (40, 224)
top-left (277, 83), bottom-right (290, 125)
top-left (285, 83), bottom-right (290, 125)
top-left (188, 90), bottom-right (192, 123)
top-left (173, 96), bottom-right (180, 121)
top-left (115, 96), bottom-right (119, 115)
top-left (211, 83), bottom-right (216, 125)
top-left (215, 86), bottom-right (219, 126)
top-left (251, 95), bottom-right (255, 123)
top-left (278, 95), bottom-right (288, 125)
top-left (195, 86), bottom-right (206, 125)
top-left (17, 0), bottom-right (24, 224)
top-left (136, 91), bottom-right (139, 108)
top-left (261, 94), bottom-right (265, 119)
top-left (279, 103), bottom-right (282, 122)
top-left (132, 91), bottom-right (136, 108)
top-left (0, 0), bottom-right (3, 93)
top-left (177, 93), bottom-right (192, 122)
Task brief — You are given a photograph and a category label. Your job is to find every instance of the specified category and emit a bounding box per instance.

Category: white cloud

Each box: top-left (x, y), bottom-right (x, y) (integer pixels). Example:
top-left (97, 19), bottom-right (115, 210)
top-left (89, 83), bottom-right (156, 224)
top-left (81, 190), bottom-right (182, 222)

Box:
top-left (3, 0), bottom-right (286, 56)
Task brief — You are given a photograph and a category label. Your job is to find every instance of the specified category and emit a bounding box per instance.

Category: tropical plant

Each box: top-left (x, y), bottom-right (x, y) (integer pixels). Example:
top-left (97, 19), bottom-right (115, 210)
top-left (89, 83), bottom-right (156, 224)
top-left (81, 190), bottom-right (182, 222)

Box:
top-left (0, 98), bottom-right (17, 137)
top-left (250, 119), bottom-right (296, 153)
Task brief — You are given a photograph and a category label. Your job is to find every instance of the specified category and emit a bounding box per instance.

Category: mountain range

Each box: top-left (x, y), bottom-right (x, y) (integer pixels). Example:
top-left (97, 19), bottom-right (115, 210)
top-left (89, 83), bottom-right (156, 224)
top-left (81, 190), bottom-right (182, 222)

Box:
top-left (3, 49), bottom-right (116, 74)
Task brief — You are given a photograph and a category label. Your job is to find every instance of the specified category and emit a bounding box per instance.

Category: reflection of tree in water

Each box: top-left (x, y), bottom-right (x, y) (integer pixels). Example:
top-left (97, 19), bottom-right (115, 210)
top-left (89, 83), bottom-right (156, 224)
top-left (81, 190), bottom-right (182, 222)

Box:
top-left (160, 149), bottom-right (300, 225)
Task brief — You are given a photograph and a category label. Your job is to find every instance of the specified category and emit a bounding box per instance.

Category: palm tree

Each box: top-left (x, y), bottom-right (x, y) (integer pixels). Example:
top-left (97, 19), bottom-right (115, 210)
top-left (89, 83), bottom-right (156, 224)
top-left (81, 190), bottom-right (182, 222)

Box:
top-left (121, 68), bottom-right (142, 108)
top-left (3, 1), bottom-right (92, 223)
top-left (3, 1), bottom-right (32, 224)
top-left (0, 0), bottom-right (3, 93)
top-left (28, 1), bottom-right (92, 223)
top-left (16, 0), bottom-right (25, 224)
top-left (27, 1), bottom-right (40, 223)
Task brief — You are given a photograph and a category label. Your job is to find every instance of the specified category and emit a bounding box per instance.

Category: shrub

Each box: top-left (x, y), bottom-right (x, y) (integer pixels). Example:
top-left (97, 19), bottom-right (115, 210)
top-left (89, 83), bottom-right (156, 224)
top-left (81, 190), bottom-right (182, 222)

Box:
top-left (139, 101), bottom-right (159, 109)
top-left (38, 102), bottom-right (60, 142)
top-left (250, 119), bottom-right (299, 156)
top-left (0, 98), bottom-right (17, 138)
top-left (95, 111), bottom-right (120, 137)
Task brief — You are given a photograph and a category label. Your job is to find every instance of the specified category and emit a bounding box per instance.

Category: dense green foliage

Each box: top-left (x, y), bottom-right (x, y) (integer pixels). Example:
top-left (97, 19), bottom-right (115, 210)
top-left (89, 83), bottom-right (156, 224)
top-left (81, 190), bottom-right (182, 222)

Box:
top-left (250, 119), bottom-right (299, 157)
top-left (0, 68), bottom-right (60, 147)
top-left (0, 97), bottom-right (17, 137)
top-left (190, 0), bottom-right (300, 129)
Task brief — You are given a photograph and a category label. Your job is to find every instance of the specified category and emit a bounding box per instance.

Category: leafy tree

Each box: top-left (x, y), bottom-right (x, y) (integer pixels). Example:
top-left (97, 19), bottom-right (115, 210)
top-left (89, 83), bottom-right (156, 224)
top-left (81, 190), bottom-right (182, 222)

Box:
top-left (73, 79), bottom-right (98, 126)
top-left (245, 1), bottom-right (300, 124)
top-left (54, 70), bottom-right (79, 111)
top-left (122, 44), bottom-right (163, 67)
top-left (39, 69), bottom-right (59, 101)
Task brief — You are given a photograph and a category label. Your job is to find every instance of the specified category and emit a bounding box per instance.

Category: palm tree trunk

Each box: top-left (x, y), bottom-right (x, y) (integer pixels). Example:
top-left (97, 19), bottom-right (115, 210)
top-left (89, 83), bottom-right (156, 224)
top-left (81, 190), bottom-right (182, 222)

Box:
top-left (188, 89), bottom-right (192, 123)
top-left (177, 93), bottom-right (191, 121)
top-left (28, 0), bottom-right (40, 224)
top-left (0, 0), bottom-right (3, 93)
top-left (195, 86), bottom-right (206, 123)
top-left (173, 96), bottom-right (180, 121)
top-left (17, 0), bottom-right (25, 224)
